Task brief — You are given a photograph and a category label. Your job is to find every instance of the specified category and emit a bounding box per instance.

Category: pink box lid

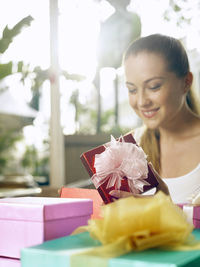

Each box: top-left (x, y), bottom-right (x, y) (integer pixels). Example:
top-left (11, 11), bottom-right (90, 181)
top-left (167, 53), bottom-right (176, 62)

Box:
top-left (0, 257), bottom-right (20, 267)
top-left (0, 197), bottom-right (92, 222)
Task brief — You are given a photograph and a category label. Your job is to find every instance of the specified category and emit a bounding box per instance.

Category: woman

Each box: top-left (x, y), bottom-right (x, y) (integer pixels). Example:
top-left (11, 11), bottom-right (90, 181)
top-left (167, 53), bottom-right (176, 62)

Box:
top-left (112, 34), bottom-right (200, 203)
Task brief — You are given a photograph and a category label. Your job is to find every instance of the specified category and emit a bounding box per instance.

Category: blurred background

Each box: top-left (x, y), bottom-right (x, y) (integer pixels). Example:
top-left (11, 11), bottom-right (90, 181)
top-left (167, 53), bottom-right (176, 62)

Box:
top-left (0, 0), bottom-right (200, 197)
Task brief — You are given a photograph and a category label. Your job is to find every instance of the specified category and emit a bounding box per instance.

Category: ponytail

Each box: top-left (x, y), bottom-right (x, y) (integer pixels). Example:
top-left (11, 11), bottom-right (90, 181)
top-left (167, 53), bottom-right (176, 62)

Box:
top-left (186, 87), bottom-right (200, 115)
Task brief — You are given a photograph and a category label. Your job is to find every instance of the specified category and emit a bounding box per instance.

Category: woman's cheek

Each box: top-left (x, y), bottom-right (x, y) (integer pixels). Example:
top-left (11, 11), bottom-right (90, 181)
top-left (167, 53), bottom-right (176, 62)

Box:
top-left (129, 96), bottom-right (139, 113)
top-left (129, 95), bottom-right (135, 108)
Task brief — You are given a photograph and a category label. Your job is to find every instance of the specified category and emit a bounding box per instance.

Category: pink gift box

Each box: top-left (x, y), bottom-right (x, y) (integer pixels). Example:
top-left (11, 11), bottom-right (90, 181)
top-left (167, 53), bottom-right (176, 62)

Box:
top-left (0, 197), bottom-right (92, 259)
top-left (0, 257), bottom-right (20, 267)
top-left (177, 203), bottom-right (200, 228)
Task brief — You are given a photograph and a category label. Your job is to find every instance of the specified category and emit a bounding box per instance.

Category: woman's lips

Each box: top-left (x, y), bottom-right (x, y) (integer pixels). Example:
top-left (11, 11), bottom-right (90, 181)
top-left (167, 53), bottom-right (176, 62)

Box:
top-left (141, 108), bottom-right (159, 118)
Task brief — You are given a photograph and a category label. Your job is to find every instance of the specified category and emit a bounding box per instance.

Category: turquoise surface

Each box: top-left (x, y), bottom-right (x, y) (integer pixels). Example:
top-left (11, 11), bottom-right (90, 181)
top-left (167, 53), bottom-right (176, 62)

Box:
top-left (21, 232), bottom-right (100, 267)
top-left (21, 230), bottom-right (200, 267)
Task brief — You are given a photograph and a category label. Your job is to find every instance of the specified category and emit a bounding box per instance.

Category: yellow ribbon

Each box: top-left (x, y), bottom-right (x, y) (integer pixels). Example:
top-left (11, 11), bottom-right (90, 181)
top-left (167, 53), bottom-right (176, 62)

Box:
top-left (72, 192), bottom-right (200, 258)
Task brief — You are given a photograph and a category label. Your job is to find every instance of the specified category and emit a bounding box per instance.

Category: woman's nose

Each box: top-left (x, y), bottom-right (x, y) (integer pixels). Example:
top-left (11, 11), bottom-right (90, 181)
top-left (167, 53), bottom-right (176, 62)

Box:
top-left (137, 90), bottom-right (151, 107)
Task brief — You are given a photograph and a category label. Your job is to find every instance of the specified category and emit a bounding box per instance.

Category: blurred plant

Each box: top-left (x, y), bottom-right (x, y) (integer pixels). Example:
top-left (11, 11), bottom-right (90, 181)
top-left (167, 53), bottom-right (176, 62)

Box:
top-left (69, 89), bottom-right (88, 133)
top-left (0, 15), bottom-right (33, 54)
top-left (101, 109), bottom-right (115, 130)
top-left (21, 141), bottom-right (49, 181)
top-left (62, 71), bottom-right (85, 82)
top-left (0, 15), bottom-right (89, 178)
top-left (0, 15), bottom-right (33, 82)
top-left (0, 15), bottom-right (34, 175)
top-left (20, 65), bottom-right (86, 111)
top-left (0, 128), bottom-right (23, 174)
top-left (20, 65), bottom-right (49, 110)
top-left (164, 0), bottom-right (200, 27)
top-left (0, 16), bottom-right (50, 179)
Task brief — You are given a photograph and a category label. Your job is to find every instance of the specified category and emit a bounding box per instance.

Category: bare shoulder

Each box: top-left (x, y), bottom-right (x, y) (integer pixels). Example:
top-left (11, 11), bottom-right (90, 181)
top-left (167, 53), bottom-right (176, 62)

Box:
top-left (191, 116), bottom-right (200, 138)
top-left (181, 114), bottom-right (200, 140)
top-left (184, 116), bottom-right (200, 159)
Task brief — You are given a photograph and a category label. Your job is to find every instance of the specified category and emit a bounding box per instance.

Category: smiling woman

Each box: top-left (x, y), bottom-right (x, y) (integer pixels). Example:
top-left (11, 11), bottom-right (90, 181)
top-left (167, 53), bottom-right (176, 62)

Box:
top-left (125, 52), bottom-right (193, 130)
top-left (122, 34), bottom-right (200, 203)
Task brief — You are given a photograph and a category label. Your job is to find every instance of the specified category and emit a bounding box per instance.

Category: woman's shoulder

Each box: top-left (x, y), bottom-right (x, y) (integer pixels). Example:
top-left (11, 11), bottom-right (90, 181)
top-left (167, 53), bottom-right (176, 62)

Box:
top-left (126, 125), bottom-right (146, 145)
top-left (188, 114), bottom-right (200, 137)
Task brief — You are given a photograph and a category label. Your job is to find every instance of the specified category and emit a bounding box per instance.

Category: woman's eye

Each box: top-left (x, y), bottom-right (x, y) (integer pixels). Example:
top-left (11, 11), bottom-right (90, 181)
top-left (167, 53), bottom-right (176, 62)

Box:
top-left (148, 84), bottom-right (161, 90)
top-left (128, 88), bottom-right (137, 94)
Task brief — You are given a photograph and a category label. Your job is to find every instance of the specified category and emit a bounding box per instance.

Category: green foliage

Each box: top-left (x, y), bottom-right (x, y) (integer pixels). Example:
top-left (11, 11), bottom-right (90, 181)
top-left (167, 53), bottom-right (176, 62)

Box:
top-left (101, 109), bottom-right (115, 127)
top-left (164, 0), bottom-right (194, 27)
top-left (31, 67), bottom-right (49, 91)
top-left (0, 128), bottom-right (22, 174)
top-left (0, 14), bottom-right (89, 177)
top-left (0, 16), bottom-right (34, 175)
top-left (19, 66), bottom-right (86, 111)
top-left (0, 62), bottom-right (12, 80)
top-left (21, 145), bottom-right (38, 169)
top-left (0, 16), bottom-right (34, 82)
top-left (70, 89), bottom-right (88, 124)
top-left (62, 71), bottom-right (85, 82)
top-left (20, 65), bottom-right (49, 110)
top-left (0, 15), bottom-right (33, 54)
top-left (21, 143), bottom-right (49, 178)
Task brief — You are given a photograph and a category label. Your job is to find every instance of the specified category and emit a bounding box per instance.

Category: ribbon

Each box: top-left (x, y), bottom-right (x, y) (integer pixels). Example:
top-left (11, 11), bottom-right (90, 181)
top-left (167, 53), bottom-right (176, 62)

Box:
top-left (184, 190), bottom-right (200, 226)
top-left (72, 192), bottom-right (200, 261)
top-left (92, 135), bottom-right (150, 194)
top-left (183, 205), bottom-right (194, 226)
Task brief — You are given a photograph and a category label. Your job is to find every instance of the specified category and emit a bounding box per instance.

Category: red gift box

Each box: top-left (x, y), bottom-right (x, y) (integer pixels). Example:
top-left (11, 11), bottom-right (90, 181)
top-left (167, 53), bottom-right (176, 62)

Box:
top-left (80, 134), bottom-right (158, 204)
top-left (177, 203), bottom-right (200, 228)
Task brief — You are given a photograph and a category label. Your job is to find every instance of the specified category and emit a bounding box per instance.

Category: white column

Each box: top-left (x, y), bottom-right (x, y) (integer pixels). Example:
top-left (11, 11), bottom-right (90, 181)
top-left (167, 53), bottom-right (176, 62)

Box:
top-left (49, 0), bottom-right (65, 187)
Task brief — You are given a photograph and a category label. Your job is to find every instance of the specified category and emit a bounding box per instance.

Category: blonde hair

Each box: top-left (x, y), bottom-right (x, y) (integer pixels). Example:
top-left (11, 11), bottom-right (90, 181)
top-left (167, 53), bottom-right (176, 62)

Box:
top-left (124, 34), bottom-right (200, 173)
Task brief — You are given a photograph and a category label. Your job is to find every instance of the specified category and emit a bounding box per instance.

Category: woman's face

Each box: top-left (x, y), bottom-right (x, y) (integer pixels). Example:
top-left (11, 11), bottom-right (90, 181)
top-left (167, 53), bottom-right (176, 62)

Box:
top-left (124, 52), bottom-right (187, 129)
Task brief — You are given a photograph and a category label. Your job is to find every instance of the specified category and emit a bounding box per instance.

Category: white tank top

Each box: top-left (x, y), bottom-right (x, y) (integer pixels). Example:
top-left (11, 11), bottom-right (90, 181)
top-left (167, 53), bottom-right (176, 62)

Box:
top-left (133, 128), bottom-right (200, 204)
top-left (163, 164), bottom-right (200, 203)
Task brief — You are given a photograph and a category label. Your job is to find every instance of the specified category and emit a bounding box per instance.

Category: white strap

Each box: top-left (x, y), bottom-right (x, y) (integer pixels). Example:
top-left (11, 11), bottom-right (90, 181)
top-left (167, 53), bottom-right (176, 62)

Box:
top-left (183, 206), bottom-right (193, 225)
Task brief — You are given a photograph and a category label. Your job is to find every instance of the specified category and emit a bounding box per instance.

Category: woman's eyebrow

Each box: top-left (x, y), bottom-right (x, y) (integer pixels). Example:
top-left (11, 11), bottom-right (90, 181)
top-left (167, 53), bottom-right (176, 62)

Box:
top-left (126, 77), bottom-right (165, 87)
top-left (126, 81), bottom-right (135, 86)
top-left (144, 76), bottom-right (165, 84)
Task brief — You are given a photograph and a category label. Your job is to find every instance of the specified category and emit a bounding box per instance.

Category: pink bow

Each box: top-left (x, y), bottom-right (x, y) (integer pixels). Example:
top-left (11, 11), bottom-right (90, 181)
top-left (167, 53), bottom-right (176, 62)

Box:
top-left (92, 136), bottom-right (149, 194)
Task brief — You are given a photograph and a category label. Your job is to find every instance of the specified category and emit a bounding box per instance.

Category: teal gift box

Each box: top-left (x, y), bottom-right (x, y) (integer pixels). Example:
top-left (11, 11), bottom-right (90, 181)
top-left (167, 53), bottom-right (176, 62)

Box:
top-left (21, 232), bottom-right (101, 267)
top-left (21, 230), bottom-right (200, 267)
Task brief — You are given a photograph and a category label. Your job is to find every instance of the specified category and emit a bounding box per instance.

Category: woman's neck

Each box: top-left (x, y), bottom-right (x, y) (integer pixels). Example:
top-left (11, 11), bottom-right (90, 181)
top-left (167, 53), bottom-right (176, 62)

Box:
top-left (159, 106), bottom-right (200, 142)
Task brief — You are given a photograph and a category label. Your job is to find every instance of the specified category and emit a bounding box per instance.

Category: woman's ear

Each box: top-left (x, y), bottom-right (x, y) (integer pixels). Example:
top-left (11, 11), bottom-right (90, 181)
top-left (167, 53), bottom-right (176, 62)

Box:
top-left (184, 72), bottom-right (193, 93)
